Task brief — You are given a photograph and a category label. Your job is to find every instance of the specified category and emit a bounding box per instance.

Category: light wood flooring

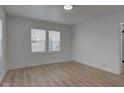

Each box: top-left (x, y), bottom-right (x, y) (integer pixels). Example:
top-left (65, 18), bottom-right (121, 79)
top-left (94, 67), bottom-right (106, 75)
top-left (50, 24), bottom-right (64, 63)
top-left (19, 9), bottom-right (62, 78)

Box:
top-left (121, 68), bottom-right (124, 75)
top-left (1, 61), bottom-right (124, 87)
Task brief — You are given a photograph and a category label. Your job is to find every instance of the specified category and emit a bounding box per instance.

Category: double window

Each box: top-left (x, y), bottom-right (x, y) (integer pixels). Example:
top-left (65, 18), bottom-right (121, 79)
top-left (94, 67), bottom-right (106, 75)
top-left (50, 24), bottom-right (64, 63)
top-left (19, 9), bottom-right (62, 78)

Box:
top-left (31, 28), bottom-right (60, 53)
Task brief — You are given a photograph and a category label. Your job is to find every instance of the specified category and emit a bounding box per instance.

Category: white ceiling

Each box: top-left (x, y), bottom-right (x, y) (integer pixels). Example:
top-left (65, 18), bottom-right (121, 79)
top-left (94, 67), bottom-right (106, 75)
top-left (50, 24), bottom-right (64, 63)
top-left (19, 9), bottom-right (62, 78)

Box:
top-left (3, 5), bottom-right (124, 25)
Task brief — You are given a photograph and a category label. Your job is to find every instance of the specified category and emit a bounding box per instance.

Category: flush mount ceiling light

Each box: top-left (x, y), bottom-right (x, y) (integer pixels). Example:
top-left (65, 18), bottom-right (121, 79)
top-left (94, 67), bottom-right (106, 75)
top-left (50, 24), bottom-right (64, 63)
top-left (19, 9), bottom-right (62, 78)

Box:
top-left (64, 5), bottom-right (73, 10)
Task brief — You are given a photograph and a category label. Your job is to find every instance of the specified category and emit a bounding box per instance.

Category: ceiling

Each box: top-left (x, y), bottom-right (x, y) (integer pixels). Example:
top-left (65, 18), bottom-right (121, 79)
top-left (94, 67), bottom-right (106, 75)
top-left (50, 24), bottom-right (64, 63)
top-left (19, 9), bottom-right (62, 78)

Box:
top-left (3, 5), bottom-right (124, 25)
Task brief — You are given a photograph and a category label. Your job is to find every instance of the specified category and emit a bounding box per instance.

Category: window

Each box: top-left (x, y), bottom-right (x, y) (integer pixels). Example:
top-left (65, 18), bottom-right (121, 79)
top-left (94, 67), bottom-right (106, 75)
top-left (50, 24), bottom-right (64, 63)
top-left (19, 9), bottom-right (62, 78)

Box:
top-left (0, 19), bottom-right (3, 58)
top-left (31, 29), bottom-right (46, 52)
top-left (31, 29), bottom-right (60, 53)
top-left (49, 31), bottom-right (60, 51)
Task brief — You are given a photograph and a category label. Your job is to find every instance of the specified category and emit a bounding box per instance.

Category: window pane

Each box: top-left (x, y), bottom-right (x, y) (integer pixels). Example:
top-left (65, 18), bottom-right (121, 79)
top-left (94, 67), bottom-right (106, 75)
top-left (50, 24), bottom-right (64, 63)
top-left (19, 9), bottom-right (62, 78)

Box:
top-left (0, 19), bottom-right (2, 58)
top-left (31, 29), bottom-right (46, 52)
top-left (49, 31), bottom-right (60, 51)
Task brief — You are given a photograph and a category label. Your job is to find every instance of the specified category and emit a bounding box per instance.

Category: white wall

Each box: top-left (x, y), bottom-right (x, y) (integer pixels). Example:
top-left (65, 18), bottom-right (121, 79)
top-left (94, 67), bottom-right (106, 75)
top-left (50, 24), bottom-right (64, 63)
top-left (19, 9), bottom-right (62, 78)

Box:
top-left (72, 11), bottom-right (124, 74)
top-left (7, 16), bottom-right (72, 69)
top-left (0, 6), bottom-right (6, 83)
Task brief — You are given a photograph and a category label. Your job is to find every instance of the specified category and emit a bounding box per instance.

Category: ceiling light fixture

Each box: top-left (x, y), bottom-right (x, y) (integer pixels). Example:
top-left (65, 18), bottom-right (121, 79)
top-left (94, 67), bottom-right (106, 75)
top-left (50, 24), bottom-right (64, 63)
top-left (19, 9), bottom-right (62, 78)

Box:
top-left (64, 5), bottom-right (73, 10)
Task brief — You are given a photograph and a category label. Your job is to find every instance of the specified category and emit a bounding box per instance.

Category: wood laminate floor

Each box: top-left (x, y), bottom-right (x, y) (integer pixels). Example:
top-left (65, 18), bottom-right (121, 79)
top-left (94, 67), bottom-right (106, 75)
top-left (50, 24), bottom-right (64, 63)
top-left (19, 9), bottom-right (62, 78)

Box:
top-left (121, 68), bottom-right (124, 75)
top-left (1, 61), bottom-right (124, 87)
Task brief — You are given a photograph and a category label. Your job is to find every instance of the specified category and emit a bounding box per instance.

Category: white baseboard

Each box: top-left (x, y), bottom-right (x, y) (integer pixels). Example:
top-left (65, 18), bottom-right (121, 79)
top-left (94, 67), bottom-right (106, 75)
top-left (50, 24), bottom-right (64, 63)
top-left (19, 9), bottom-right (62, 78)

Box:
top-left (7, 60), bottom-right (72, 70)
top-left (73, 59), bottom-right (120, 74)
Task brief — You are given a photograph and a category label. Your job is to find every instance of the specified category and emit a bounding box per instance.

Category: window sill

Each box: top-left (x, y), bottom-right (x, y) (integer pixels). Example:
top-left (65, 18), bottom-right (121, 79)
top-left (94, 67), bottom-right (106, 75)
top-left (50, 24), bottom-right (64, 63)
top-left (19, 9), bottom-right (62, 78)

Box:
top-left (31, 51), bottom-right (61, 55)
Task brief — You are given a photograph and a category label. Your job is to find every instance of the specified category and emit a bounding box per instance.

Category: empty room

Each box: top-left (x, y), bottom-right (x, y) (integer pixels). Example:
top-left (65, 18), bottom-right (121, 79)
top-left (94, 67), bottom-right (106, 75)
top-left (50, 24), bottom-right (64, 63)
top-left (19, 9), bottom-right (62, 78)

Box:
top-left (1, 5), bottom-right (124, 87)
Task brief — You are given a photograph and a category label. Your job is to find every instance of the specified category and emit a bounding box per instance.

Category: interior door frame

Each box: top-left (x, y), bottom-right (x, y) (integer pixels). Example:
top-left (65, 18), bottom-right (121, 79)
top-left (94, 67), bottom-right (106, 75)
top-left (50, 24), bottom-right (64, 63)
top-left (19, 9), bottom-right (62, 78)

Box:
top-left (120, 23), bottom-right (124, 74)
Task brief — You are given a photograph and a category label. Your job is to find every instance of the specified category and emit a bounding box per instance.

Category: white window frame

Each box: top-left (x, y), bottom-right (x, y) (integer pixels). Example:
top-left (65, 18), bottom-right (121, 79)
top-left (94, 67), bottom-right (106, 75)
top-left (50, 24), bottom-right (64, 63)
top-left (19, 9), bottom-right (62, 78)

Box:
top-left (31, 28), bottom-right (61, 54)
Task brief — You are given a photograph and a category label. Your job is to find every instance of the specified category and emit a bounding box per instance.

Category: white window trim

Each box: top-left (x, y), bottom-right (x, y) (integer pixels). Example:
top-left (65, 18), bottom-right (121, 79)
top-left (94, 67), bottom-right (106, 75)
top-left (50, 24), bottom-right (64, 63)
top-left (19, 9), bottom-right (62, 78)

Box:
top-left (31, 28), bottom-right (61, 54)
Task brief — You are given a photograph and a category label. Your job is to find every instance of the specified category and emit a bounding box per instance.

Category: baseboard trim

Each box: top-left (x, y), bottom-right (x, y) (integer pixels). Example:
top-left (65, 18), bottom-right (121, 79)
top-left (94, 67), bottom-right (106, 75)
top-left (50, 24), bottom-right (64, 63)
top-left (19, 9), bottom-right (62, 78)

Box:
top-left (7, 60), bottom-right (73, 70)
top-left (72, 60), bottom-right (120, 74)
